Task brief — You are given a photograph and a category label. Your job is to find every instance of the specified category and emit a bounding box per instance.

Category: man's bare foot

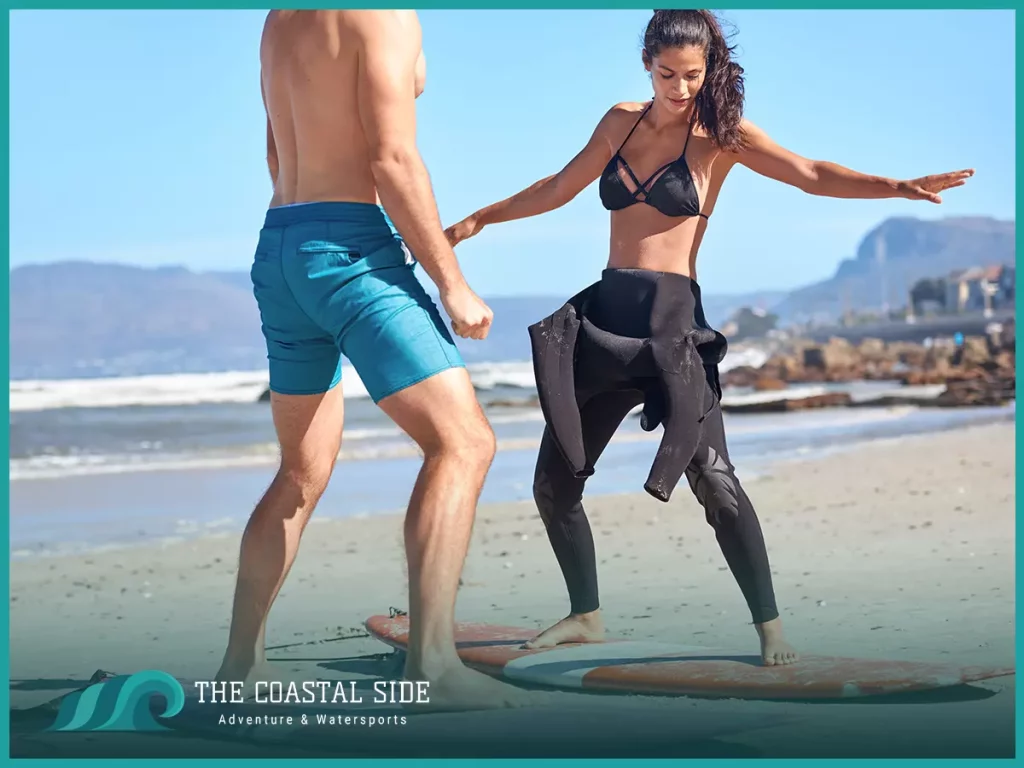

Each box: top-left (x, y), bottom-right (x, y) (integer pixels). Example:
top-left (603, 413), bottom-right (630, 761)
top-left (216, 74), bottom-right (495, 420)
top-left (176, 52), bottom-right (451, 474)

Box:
top-left (524, 611), bottom-right (604, 649)
top-left (403, 659), bottom-right (535, 713)
top-left (755, 618), bottom-right (799, 666)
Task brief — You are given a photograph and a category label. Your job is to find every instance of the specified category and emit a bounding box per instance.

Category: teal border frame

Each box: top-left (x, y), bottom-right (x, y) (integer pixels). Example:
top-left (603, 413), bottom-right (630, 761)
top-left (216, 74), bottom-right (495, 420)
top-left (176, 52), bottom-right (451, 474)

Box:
top-left (2, 2), bottom-right (1019, 765)
top-left (2, 1), bottom-right (1022, 8)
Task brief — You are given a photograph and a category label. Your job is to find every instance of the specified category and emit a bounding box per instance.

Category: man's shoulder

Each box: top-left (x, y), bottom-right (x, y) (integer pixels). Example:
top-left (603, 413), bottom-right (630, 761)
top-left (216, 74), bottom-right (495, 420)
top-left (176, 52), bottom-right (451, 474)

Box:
top-left (341, 10), bottom-right (420, 40)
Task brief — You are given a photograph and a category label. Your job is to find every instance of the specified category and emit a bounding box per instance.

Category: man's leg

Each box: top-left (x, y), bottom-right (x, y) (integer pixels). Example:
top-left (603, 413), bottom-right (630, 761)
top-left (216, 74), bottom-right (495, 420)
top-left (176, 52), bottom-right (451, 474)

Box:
top-left (217, 385), bottom-right (345, 682)
top-left (376, 367), bottom-right (529, 708)
top-left (312, 237), bottom-right (529, 707)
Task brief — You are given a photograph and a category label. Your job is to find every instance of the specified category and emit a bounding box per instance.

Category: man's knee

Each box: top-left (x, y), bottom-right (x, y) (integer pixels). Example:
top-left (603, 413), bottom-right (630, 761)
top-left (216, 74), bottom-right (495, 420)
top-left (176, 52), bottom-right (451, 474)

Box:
top-left (461, 418), bottom-right (497, 467)
top-left (277, 453), bottom-right (336, 512)
top-left (430, 412), bottom-right (496, 469)
top-left (379, 367), bottom-right (494, 468)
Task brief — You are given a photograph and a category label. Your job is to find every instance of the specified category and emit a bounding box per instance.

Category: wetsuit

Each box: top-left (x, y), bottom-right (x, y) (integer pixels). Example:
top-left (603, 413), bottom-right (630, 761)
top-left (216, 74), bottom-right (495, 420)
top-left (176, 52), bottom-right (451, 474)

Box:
top-left (527, 103), bottom-right (779, 624)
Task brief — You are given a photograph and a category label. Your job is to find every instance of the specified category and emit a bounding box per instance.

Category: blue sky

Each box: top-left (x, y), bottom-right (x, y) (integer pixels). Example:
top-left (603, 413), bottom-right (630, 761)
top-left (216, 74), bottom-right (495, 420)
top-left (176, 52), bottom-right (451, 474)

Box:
top-left (9, 9), bottom-right (1015, 296)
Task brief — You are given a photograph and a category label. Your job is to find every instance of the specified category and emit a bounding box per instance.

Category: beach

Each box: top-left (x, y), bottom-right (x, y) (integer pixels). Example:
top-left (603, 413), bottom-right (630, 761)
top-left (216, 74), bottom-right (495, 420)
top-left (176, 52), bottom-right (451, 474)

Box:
top-left (9, 418), bottom-right (1015, 758)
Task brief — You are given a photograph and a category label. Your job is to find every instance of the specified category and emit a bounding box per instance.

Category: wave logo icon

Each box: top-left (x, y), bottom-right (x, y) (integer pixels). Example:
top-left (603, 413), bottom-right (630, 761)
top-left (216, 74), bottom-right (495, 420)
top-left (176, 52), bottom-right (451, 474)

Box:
top-left (46, 670), bottom-right (186, 732)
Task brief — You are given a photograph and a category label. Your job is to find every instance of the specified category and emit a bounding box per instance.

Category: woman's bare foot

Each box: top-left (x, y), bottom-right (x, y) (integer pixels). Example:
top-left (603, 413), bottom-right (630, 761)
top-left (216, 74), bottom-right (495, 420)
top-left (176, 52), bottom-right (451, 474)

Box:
top-left (524, 611), bottom-right (605, 649)
top-left (403, 658), bottom-right (535, 713)
top-left (755, 618), bottom-right (799, 666)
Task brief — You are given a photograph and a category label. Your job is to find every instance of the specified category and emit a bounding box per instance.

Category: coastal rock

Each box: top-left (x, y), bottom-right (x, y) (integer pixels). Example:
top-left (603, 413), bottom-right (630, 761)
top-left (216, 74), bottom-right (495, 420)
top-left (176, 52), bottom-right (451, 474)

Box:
top-left (892, 342), bottom-right (929, 368)
top-left (900, 370), bottom-right (950, 386)
top-left (721, 365), bottom-right (761, 388)
top-left (820, 338), bottom-right (862, 370)
top-left (958, 337), bottom-right (992, 367)
top-left (723, 326), bottom-right (1016, 403)
top-left (848, 394), bottom-right (945, 409)
top-left (934, 376), bottom-right (1016, 408)
top-left (992, 351), bottom-right (1015, 372)
top-left (721, 392), bottom-right (852, 414)
top-left (857, 338), bottom-right (888, 360)
top-left (753, 376), bottom-right (787, 392)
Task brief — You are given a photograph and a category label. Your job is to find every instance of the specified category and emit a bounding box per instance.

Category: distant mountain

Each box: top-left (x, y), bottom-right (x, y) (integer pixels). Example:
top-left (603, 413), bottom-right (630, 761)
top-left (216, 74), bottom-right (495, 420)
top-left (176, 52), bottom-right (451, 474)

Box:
top-left (10, 262), bottom-right (266, 380)
top-left (770, 216), bottom-right (1016, 323)
top-left (8, 215), bottom-right (1014, 380)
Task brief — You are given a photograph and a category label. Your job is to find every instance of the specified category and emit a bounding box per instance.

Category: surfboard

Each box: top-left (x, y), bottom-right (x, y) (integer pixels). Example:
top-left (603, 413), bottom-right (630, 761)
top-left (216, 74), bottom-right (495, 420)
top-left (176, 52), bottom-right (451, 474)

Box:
top-left (365, 614), bottom-right (1013, 700)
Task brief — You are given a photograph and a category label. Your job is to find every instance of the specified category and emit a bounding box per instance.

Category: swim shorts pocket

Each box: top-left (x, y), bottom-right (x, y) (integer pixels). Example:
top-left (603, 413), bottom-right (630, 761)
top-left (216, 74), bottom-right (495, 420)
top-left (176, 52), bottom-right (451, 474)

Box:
top-left (297, 240), bottom-right (363, 268)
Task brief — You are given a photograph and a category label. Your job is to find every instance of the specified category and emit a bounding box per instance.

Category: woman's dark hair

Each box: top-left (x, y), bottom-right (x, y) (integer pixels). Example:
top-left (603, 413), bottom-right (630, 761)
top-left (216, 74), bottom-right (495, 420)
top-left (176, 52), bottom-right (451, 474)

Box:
top-left (642, 10), bottom-right (745, 150)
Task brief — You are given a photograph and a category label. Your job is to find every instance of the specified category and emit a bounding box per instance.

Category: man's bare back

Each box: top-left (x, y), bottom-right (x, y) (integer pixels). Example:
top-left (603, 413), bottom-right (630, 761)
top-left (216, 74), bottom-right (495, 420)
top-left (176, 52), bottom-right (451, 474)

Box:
top-left (259, 10), bottom-right (425, 207)
top-left (258, 10), bottom-right (488, 340)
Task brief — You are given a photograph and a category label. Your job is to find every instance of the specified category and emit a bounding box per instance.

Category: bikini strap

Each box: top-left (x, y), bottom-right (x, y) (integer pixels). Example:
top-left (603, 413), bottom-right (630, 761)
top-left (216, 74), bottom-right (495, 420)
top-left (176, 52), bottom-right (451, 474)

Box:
top-left (615, 102), bottom-right (652, 153)
top-left (681, 109), bottom-right (697, 156)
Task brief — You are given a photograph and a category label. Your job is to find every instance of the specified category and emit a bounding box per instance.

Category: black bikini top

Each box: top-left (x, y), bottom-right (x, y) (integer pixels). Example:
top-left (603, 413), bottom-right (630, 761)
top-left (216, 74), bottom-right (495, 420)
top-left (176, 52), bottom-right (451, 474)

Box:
top-left (599, 102), bottom-right (708, 219)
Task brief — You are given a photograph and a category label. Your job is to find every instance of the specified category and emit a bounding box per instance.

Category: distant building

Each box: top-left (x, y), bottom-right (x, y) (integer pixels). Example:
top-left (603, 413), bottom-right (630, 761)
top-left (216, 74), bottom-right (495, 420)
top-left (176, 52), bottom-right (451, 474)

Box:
top-left (945, 264), bottom-right (1015, 316)
top-left (908, 265), bottom-right (1014, 320)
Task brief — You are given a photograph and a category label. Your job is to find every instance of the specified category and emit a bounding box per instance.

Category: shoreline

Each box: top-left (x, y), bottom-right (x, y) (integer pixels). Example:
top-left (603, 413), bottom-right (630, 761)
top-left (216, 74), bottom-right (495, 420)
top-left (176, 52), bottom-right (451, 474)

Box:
top-left (8, 405), bottom-right (1016, 558)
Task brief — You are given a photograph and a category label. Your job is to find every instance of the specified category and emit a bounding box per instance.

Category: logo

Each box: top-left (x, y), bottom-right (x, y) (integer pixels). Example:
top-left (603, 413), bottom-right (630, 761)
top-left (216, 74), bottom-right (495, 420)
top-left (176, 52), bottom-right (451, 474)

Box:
top-left (47, 670), bottom-right (185, 732)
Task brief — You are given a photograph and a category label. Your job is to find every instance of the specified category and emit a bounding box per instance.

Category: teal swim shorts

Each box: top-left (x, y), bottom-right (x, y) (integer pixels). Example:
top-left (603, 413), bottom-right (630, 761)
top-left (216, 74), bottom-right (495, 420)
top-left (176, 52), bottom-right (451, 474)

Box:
top-left (250, 202), bottom-right (464, 402)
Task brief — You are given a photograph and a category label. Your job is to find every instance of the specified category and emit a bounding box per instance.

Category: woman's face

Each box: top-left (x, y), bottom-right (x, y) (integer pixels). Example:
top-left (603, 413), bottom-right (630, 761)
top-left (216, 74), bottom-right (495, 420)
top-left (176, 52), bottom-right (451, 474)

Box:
top-left (645, 44), bottom-right (705, 115)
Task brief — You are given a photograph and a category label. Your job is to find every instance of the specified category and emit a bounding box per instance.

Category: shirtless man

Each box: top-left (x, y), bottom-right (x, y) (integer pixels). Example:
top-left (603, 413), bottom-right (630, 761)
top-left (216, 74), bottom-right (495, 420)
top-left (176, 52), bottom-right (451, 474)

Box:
top-left (216, 10), bottom-right (525, 709)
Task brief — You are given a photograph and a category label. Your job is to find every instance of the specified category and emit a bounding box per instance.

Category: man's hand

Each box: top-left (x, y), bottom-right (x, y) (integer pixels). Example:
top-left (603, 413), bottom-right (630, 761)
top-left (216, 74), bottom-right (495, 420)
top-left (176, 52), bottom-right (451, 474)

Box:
top-left (441, 283), bottom-right (493, 340)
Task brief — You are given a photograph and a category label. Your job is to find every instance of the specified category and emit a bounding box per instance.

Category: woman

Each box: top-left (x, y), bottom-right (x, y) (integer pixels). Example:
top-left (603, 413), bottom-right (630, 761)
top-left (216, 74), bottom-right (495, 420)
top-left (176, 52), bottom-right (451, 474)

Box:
top-left (445, 9), bottom-right (972, 666)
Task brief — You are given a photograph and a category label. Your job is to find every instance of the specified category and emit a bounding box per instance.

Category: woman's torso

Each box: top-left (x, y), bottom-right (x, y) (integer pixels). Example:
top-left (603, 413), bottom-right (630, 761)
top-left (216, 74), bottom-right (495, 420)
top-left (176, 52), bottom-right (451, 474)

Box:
top-left (601, 102), bottom-right (736, 279)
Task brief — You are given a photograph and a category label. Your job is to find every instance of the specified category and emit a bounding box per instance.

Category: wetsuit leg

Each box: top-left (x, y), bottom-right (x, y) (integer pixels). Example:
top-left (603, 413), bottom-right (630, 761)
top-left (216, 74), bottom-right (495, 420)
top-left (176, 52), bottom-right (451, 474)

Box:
top-left (533, 388), bottom-right (644, 614)
top-left (684, 381), bottom-right (780, 624)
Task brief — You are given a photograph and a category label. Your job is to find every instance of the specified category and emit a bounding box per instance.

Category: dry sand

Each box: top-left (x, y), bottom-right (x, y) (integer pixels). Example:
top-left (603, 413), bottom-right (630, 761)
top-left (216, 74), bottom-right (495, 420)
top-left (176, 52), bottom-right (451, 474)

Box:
top-left (9, 420), bottom-right (1016, 758)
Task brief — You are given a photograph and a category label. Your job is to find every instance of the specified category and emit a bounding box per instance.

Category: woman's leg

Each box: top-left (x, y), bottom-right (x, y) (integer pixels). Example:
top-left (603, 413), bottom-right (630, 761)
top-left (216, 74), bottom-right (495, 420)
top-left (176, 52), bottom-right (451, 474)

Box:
top-left (684, 388), bottom-right (799, 665)
top-left (528, 388), bottom-right (644, 648)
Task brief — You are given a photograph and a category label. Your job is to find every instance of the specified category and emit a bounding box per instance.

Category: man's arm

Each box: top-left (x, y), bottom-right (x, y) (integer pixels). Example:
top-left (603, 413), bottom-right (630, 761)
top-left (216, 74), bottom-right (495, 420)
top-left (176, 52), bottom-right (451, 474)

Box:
top-left (352, 12), bottom-right (467, 295)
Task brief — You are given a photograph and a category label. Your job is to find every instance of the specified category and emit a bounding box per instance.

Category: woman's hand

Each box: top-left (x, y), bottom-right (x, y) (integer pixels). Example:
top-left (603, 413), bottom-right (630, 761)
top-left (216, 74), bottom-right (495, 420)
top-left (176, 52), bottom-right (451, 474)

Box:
top-left (895, 169), bottom-right (975, 204)
top-left (444, 215), bottom-right (483, 248)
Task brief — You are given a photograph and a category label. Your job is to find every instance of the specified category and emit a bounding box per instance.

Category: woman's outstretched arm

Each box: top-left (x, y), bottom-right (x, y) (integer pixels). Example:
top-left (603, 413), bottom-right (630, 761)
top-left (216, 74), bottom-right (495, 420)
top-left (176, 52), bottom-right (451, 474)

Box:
top-left (732, 118), bottom-right (973, 203)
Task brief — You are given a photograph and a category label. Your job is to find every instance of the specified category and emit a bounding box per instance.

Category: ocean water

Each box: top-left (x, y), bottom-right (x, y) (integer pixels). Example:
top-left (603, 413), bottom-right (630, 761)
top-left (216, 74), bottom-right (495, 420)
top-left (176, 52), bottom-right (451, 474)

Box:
top-left (8, 354), bottom-right (1015, 556)
top-left (9, 351), bottom-right (767, 481)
